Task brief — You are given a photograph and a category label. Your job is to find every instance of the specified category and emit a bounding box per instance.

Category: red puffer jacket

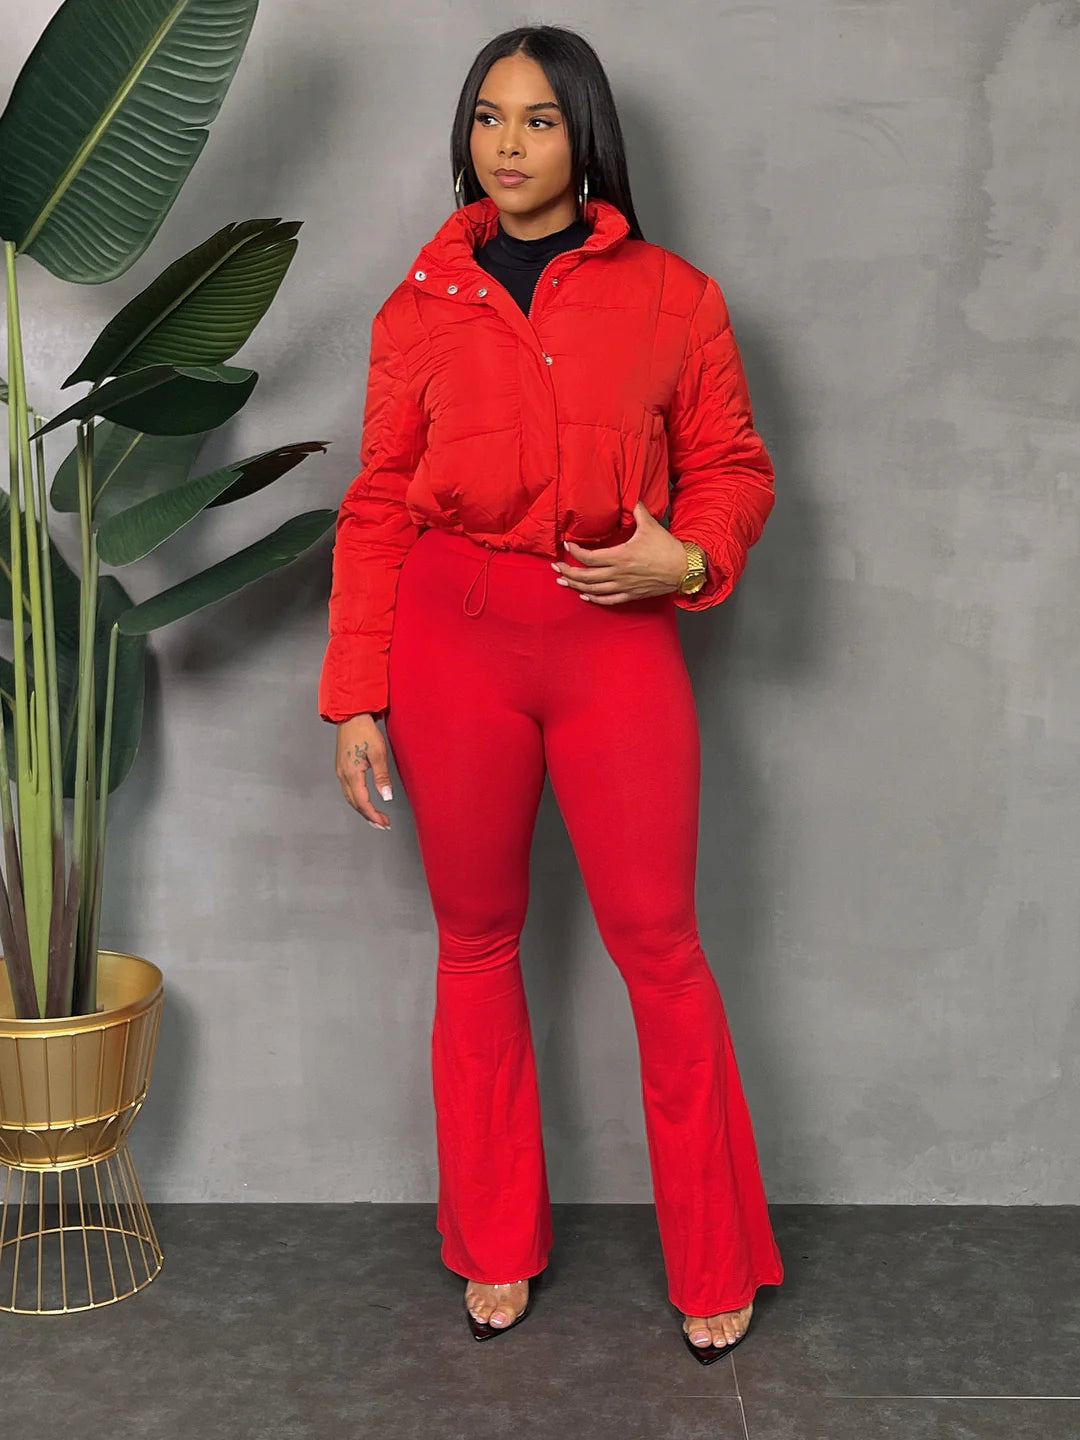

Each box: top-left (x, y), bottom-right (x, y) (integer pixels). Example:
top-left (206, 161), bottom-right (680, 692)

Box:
top-left (319, 194), bottom-right (775, 722)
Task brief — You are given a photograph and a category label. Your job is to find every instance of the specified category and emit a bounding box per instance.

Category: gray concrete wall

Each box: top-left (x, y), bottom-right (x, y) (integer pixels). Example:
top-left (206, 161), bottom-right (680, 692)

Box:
top-left (3, 2), bottom-right (1077, 1203)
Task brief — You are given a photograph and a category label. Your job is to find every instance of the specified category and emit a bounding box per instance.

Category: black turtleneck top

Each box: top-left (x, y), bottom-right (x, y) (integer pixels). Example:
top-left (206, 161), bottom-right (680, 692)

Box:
top-left (475, 215), bottom-right (590, 317)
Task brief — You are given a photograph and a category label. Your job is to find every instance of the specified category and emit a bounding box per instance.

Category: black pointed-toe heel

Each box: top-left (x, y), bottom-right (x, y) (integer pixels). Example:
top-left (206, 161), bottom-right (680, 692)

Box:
top-left (463, 1272), bottom-right (540, 1341)
top-left (681, 1304), bottom-right (754, 1365)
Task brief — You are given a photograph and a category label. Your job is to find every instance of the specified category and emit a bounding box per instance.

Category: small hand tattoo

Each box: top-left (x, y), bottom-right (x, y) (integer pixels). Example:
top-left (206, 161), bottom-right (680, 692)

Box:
top-left (350, 742), bottom-right (370, 770)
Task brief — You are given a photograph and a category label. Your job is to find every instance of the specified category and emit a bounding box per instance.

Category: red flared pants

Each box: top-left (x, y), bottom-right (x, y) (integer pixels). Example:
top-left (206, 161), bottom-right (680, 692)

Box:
top-left (384, 525), bottom-right (783, 1316)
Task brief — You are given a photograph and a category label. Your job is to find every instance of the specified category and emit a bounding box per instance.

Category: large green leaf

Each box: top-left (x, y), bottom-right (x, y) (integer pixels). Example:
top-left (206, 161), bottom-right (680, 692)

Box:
top-left (0, 0), bottom-right (260, 283)
top-left (204, 441), bottom-right (330, 508)
top-left (64, 219), bottom-right (301, 386)
top-left (117, 509), bottom-right (336, 634)
top-left (50, 420), bottom-right (206, 519)
top-left (96, 440), bottom-right (330, 565)
top-left (30, 363), bottom-right (257, 440)
top-left (96, 461), bottom-right (245, 565)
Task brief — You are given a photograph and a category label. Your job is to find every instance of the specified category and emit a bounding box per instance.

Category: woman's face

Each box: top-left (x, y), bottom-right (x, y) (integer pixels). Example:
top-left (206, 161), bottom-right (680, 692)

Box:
top-left (467, 52), bottom-right (577, 234)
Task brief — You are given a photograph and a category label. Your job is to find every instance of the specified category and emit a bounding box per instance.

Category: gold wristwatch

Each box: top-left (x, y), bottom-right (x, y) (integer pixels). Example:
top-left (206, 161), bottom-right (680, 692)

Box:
top-left (676, 539), bottom-right (708, 595)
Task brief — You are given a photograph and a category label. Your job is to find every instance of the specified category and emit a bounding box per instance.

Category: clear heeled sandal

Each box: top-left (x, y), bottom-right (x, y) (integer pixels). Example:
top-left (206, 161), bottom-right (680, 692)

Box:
top-left (680, 1302), bottom-right (755, 1365)
top-left (463, 1273), bottom-right (539, 1341)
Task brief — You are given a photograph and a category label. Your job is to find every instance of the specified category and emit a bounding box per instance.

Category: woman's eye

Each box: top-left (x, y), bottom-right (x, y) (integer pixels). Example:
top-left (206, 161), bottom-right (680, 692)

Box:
top-left (473, 113), bottom-right (554, 129)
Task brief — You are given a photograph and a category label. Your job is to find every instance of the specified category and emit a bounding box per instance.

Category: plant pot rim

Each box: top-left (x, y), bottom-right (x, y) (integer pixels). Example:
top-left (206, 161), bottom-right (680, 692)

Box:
top-left (0, 949), bottom-right (162, 1033)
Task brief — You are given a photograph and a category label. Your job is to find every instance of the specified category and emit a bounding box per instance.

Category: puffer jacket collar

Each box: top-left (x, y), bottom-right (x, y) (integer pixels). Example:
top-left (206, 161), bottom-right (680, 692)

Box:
top-left (405, 194), bottom-right (631, 305)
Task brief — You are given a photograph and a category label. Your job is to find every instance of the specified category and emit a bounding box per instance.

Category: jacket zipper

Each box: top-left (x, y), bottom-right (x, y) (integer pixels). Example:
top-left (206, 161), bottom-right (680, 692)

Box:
top-left (527, 243), bottom-right (589, 340)
top-left (460, 243), bottom-right (585, 353)
top-left (527, 249), bottom-right (577, 548)
top-left (438, 238), bottom-right (603, 551)
top-left (492, 243), bottom-right (592, 548)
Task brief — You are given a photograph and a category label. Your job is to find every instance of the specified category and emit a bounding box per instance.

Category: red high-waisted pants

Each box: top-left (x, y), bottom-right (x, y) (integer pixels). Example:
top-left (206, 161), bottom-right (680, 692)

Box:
top-left (384, 525), bottom-right (784, 1316)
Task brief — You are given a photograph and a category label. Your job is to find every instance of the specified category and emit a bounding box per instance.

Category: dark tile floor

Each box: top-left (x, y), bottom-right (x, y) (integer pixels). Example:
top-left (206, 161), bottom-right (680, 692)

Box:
top-left (2, 1203), bottom-right (1077, 1439)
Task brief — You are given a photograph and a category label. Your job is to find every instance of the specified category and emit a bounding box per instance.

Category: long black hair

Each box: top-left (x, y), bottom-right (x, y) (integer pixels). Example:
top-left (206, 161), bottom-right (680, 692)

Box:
top-left (449, 25), bottom-right (646, 242)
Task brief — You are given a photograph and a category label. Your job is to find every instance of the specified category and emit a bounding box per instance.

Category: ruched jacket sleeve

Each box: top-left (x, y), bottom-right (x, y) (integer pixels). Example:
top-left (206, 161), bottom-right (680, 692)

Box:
top-left (664, 275), bottom-right (775, 610)
top-left (318, 306), bottom-right (428, 723)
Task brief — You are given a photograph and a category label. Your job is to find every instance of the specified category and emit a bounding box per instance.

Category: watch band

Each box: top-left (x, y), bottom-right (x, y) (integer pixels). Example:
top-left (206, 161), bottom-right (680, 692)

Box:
top-left (676, 539), bottom-right (708, 595)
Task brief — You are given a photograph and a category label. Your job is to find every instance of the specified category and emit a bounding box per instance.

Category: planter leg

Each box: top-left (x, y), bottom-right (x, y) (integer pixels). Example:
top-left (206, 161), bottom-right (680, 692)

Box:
top-left (0, 1137), bottom-right (163, 1314)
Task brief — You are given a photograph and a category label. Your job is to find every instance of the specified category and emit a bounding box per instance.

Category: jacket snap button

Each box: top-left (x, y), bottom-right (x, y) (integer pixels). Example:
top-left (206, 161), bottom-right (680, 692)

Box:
top-left (543, 353), bottom-right (553, 364)
top-left (447, 284), bottom-right (458, 293)
top-left (552, 277), bottom-right (559, 286)
top-left (477, 287), bottom-right (488, 297)
top-left (414, 270), bottom-right (426, 280)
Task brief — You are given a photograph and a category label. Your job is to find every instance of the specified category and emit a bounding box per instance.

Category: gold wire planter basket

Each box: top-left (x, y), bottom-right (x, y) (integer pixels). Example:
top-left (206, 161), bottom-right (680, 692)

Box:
top-left (0, 950), bottom-right (164, 1314)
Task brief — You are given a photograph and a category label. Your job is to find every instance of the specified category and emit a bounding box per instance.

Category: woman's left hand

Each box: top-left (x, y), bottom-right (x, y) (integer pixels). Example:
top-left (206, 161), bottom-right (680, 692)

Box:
top-left (551, 502), bottom-right (693, 604)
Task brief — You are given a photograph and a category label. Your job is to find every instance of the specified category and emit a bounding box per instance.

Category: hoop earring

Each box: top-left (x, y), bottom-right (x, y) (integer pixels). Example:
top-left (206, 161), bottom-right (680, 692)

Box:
top-left (578, 170), bottom-right (589, 212)
top-left (454, 166), bottom-right (466, 207)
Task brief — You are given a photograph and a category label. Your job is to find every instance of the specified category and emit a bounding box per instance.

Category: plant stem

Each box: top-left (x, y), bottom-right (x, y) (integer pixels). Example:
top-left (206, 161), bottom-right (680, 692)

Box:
top-left (85, 620), bottom-right (118, 1007)
top-left (36, 416), bottom-right (75, 1017)
top-left (69, 421), bottom-right (98, 1015)
top-left (4, 239), bottom-right (52, 1013)
top-left (0, 700), bottom-right (36, 1017)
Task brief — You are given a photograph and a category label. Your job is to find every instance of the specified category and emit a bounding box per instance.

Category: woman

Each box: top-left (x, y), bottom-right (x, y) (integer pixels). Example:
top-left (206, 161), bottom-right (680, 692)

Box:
top-left (319, 24), bottom-right (783, 1364)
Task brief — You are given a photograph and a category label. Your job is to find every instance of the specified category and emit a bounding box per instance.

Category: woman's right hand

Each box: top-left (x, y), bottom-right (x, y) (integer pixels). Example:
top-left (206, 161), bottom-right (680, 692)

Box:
top-left (335, 714), bottom-right (394, 829)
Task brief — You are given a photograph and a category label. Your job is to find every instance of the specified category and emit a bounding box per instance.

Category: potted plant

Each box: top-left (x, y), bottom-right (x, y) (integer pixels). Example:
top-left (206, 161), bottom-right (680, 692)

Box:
top-left (0, 0), bottom-right (334, 1312)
